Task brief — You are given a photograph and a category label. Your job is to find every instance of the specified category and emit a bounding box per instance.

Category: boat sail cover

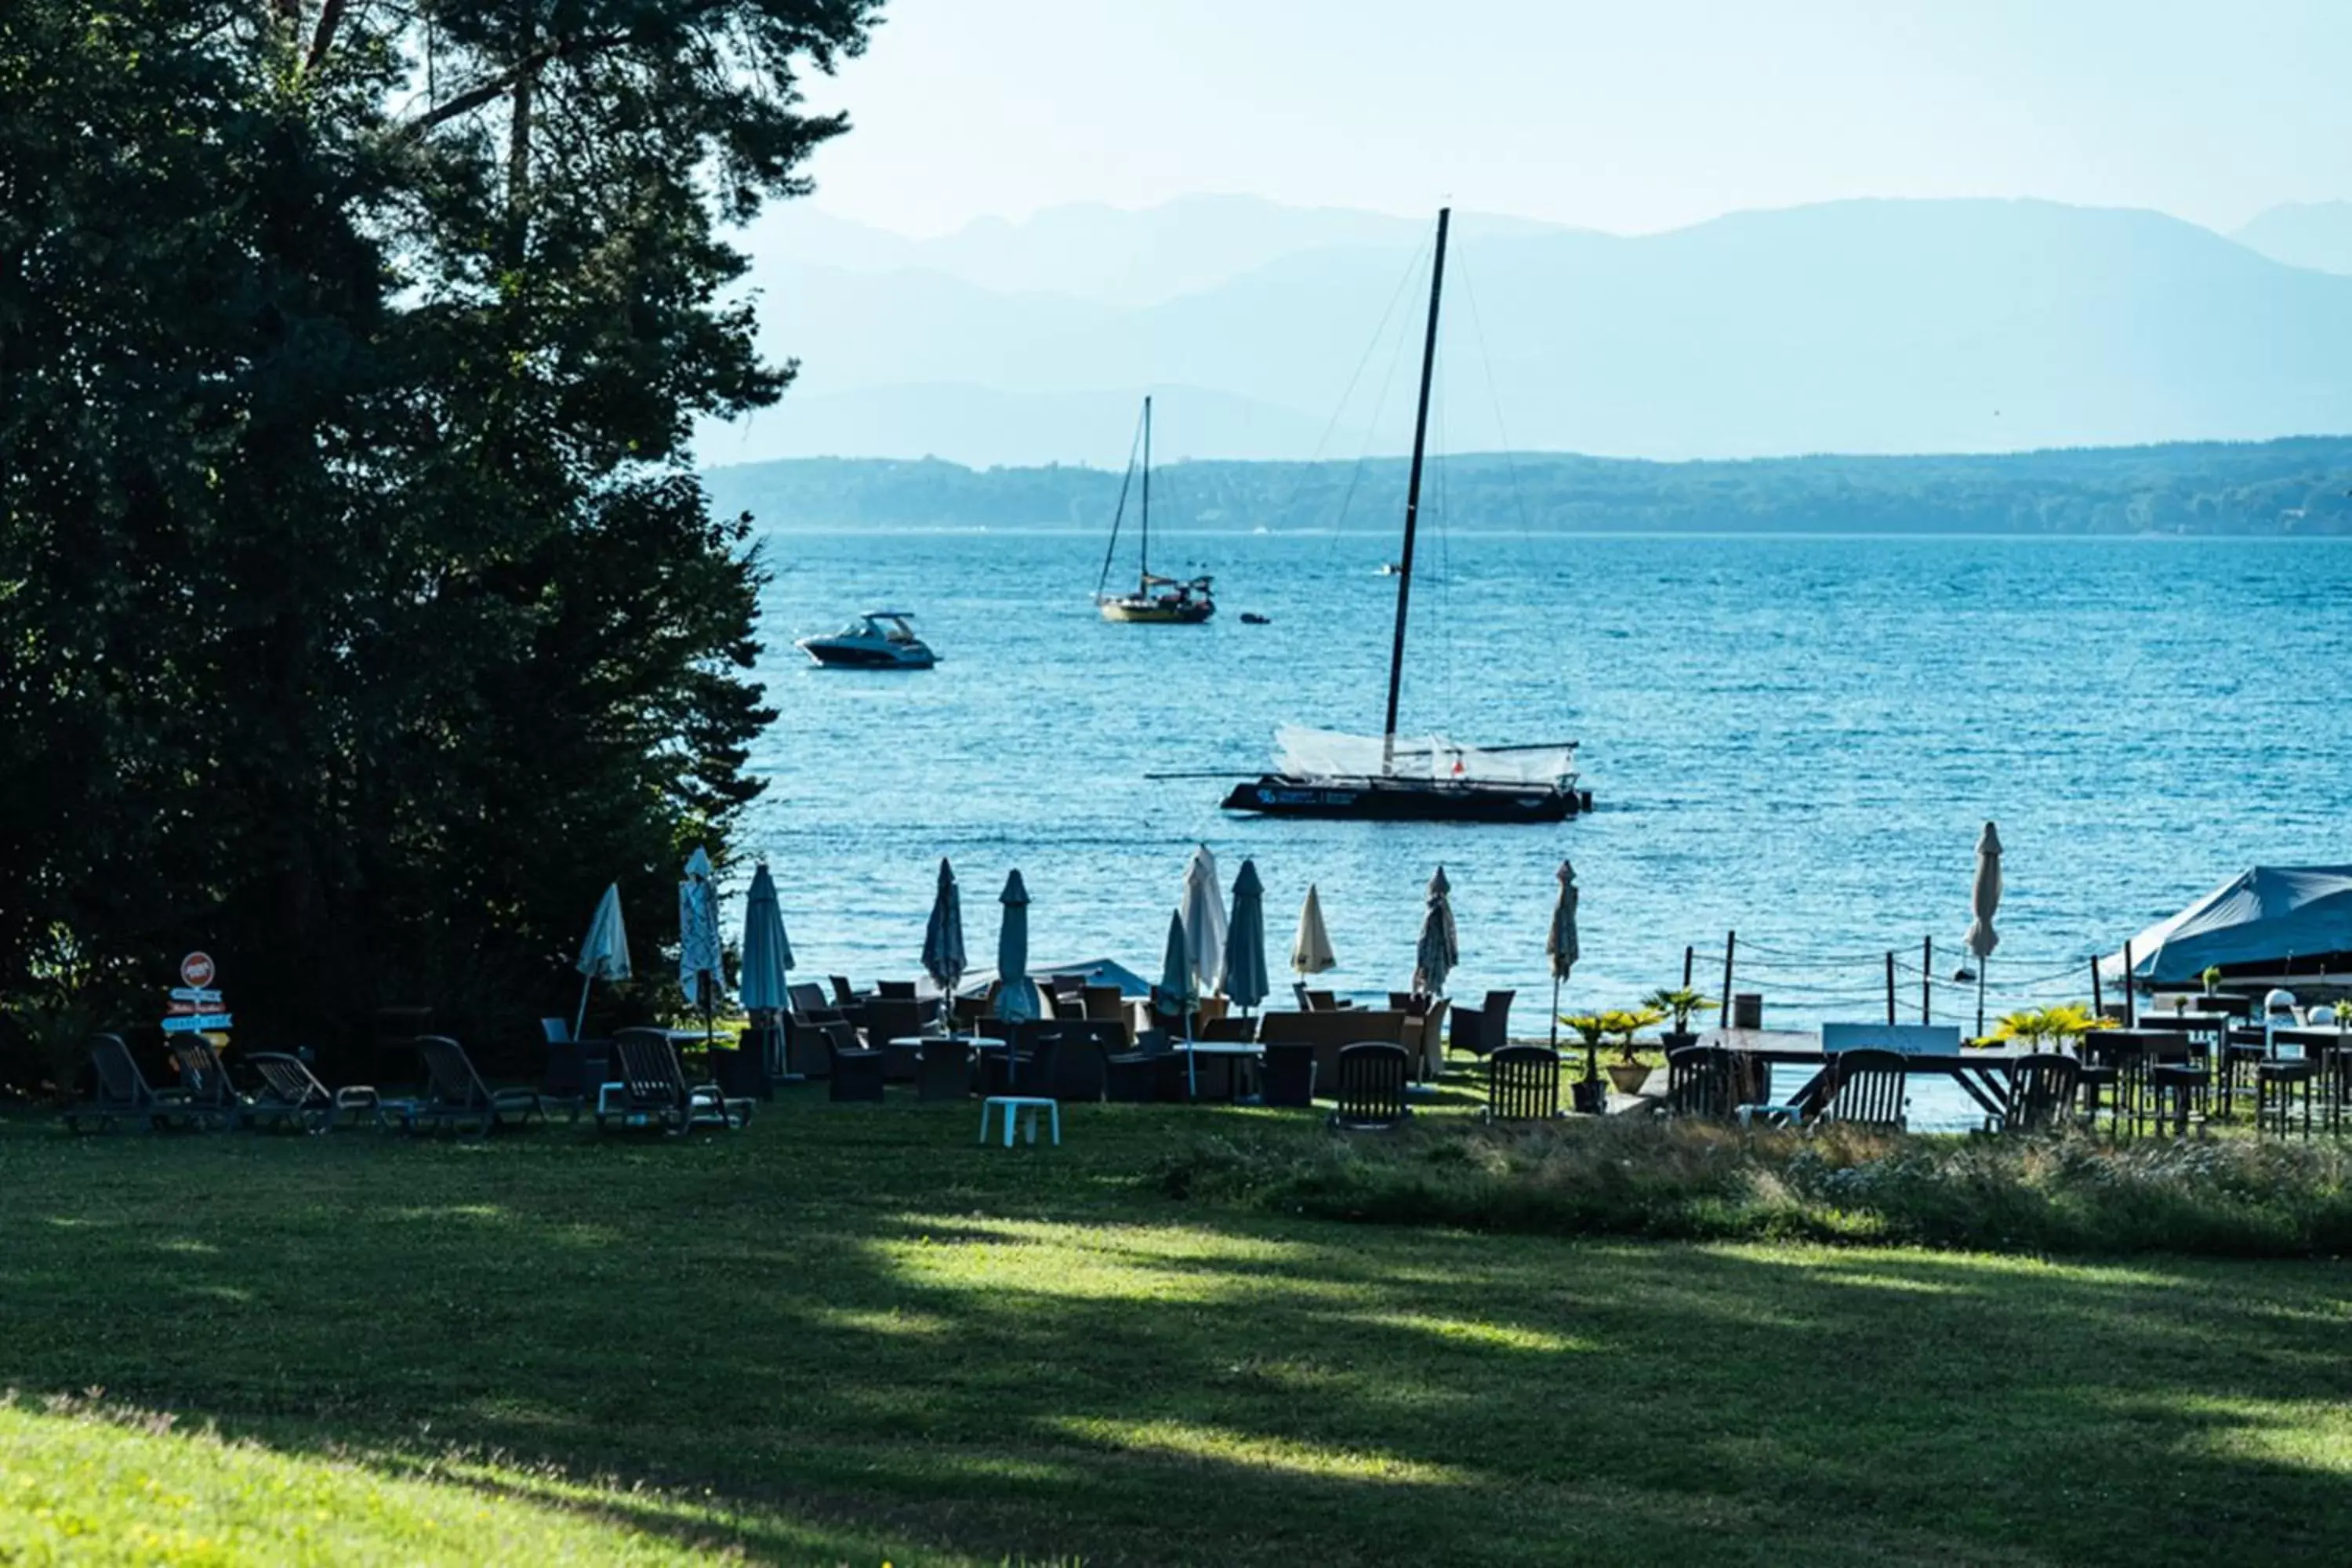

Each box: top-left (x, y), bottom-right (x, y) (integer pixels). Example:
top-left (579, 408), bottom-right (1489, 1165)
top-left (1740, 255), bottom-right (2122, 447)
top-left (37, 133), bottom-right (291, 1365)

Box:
top-left (1272, 724), bottom-right (1577, 788)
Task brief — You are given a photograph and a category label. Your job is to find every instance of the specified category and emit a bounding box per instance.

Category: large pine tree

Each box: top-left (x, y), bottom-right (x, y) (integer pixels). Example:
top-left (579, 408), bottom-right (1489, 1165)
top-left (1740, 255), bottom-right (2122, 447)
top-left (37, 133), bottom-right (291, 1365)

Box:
top-left (0, 2), bottom-right (877, 1079)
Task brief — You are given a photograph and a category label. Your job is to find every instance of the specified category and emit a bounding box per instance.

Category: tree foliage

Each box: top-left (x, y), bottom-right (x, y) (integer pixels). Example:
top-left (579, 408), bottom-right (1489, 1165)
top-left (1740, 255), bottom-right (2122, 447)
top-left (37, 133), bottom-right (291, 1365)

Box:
top-left (0, 1), bottom-right (875, 1083)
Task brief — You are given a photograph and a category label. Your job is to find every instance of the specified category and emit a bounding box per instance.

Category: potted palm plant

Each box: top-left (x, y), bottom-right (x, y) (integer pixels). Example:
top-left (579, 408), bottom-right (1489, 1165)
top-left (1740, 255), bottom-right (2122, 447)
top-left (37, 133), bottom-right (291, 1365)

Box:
top-left (1560, 1011), bottom-right (1611, 1105)
top-left (2200, 965), bottom-right (2223, 997)
top-left (1599, 1005), bottom-right (1668, 1094)
top-left (1984, 1002), bottom-right (2114, 1054)
top-left (1643, 986), bottom-right (1717, 1053)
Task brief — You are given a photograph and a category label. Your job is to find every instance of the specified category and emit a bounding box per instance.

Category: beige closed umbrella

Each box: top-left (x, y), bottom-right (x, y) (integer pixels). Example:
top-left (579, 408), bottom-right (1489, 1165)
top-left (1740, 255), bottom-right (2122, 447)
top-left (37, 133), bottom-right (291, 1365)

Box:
top-left (1966, 822), bottom-right (2002, 1038)
top-left (1290, 884), bottom-right (1336, 1004)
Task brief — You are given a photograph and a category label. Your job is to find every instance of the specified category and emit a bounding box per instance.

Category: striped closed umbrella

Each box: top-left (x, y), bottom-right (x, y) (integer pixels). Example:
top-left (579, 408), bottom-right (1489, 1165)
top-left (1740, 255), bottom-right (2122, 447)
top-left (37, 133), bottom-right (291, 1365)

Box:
top-left (679, 845), bottom-right (724, 1045)
top-left (1413, 866), bottom-right (1459, 996)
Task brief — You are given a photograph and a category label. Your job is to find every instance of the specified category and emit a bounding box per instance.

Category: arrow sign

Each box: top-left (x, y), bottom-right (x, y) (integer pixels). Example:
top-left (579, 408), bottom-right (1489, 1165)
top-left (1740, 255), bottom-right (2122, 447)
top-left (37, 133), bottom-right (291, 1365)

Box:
top-left (162, 1013), bottom-right (232, 1033)
top-left (169, 987), bottom-right (223, 1005)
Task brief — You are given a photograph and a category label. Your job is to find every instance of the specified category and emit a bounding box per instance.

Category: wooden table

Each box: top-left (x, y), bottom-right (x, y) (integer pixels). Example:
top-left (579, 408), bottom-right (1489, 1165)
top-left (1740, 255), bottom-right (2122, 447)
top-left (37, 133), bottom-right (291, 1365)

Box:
top-left (1697, 1029), bottom-right (2038, 1123)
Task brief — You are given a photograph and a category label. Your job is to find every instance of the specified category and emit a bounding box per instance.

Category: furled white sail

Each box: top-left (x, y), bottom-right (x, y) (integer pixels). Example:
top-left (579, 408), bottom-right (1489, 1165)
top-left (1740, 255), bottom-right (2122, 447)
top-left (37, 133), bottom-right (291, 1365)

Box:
top-left (1272, 724), bottom-right (1577, 789)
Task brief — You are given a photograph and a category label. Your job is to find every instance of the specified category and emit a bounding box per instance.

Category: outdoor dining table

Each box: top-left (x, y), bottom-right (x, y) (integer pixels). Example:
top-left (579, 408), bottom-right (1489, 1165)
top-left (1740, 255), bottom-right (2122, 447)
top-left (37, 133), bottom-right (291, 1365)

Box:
top-left (1174, 1040), bottom-right (1261, 1102)
top-left (1698, 1029), bottom-right (2043, 1123)
top-left (2264, 1027), bottom-right (2352, 1133)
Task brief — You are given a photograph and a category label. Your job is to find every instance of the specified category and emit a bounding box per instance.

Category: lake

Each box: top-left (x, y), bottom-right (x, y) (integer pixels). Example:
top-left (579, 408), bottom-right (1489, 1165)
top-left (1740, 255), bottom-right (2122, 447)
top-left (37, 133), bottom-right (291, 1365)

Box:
top-left (741, 529), bottom-right (2350, 1051)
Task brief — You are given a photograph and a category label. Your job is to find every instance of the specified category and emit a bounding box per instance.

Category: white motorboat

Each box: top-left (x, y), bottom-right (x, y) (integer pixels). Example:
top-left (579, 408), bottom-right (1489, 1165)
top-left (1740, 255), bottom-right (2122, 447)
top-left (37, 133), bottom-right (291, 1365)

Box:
top-left (796, 611), bottom-right (937, 670)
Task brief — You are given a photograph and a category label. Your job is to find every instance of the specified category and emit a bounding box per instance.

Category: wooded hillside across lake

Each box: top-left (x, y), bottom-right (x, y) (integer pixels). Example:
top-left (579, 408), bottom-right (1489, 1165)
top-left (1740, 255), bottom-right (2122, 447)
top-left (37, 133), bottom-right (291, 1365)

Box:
top-left (708, 436), bottom-right (2352, 535)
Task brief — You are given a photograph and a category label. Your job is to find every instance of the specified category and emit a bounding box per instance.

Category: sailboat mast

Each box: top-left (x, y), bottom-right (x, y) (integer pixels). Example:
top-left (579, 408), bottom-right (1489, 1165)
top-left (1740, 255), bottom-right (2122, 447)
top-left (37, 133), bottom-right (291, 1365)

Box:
top-left (1381, 207), bottom-right (1450, 771)
top-left (1139, 394), bottom-right (1152, 581)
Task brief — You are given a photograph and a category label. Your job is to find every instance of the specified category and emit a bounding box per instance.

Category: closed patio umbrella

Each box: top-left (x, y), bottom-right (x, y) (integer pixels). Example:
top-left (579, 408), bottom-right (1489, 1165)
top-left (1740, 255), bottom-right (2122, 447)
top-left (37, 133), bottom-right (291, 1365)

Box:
top-left (1966, 822), bottom-right (2002, 1037)
top-left (922, 857), bottom-right (966, 1032)
top-left (679, 846), bottom-right (724, 1046)
top-left (1180, 844), bottom-right (1229, 998)
top-left (1546, 860), bottom-right (1579, 1052)
top-left (1154, 908), bottom-right (1200, 1098)
top-left (739, 861), bottom-right (792, 1018)
top-left (1414, 866), bottom-right (1459, 996)
top-left (994, 869), bottom-right (1037, 1029)
top-left (573, 883), bottom-right (631, 1037)
top-left (1220, 858), bottom-right (1270, 1014)
top-left (1291, 884), bottom-right (1336, 993)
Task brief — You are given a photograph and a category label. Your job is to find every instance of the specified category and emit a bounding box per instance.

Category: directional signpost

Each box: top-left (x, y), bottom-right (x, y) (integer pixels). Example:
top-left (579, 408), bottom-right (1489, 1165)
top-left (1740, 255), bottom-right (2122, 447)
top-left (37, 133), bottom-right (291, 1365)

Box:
top-left (163, 954), bottom-right (230, 1039)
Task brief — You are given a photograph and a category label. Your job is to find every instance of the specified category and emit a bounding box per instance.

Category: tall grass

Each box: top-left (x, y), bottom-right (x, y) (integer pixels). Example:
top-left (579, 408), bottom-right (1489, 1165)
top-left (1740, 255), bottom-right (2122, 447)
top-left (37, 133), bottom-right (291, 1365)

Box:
top-left (1162, 1118), bottom-right (2352, 1258)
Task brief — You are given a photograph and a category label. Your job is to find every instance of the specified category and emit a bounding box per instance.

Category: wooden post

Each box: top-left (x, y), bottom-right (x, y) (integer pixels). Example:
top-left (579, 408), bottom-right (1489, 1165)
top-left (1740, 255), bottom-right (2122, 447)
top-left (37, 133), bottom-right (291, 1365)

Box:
top-left (2122, 940), bottom-right (2136, 1027)
top-left (1921, 936), bottom-right (1933, 1024)
top-left (1719, 931), bottom-right (1737, 1031)
top-left (2090, 956), bottom-right (2103, 1019)
top-left (1885, 952), bottom-right (1897, 1025)
top-left (1682, 945), bottom-right (1694, 990)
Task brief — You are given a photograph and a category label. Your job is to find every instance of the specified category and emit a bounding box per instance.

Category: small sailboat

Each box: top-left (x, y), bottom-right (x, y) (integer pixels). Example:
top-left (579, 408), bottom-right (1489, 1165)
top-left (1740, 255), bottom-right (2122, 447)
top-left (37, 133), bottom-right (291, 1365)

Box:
top-left (796, 611), bottom-right (937, 669)
top-left (1094, 396), bottom-right (1214, 624)
top-left (1220, 209), bottom-right (1588, 824)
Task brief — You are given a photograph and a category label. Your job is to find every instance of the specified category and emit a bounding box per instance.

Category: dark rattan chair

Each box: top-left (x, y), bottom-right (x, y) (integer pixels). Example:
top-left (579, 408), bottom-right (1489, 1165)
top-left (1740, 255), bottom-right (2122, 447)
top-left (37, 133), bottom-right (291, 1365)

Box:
top-left (1259, 1042), bottom-right (1316, 1108)
top-left (1486, 1045), bottom-right (1561, 1121)
top-left (828, 1026), bottom-right (887, 1102)
top-left (1819, 1048), bottom-right (1908, 1131)
top-left (1330, 1042), bottom-right (1411, 1131)
top-left (916, 1036), bottom-right (971, 1102)
top-left (1448, 990), bottom-right (1515, 1060)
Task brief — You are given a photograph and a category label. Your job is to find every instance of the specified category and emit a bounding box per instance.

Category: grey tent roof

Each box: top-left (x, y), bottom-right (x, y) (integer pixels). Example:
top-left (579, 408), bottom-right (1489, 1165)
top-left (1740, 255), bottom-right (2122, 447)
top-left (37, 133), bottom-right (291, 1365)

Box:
top-left (2107, 866), bottom-right (2352, 983)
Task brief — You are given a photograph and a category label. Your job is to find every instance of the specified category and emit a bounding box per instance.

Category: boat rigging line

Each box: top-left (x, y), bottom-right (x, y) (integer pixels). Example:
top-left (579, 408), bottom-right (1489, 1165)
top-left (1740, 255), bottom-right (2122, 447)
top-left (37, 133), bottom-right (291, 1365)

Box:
top-left (1092, 401), bottom-right (1149, 598)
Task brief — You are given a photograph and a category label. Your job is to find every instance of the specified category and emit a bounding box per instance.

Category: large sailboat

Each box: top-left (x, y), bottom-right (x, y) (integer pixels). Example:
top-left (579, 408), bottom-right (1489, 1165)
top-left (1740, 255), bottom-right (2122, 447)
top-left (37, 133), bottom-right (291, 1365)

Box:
top-left (1094, 396), bottom-right (1214, 624)
top-left (1219, 209), bottom-right (1589, 824)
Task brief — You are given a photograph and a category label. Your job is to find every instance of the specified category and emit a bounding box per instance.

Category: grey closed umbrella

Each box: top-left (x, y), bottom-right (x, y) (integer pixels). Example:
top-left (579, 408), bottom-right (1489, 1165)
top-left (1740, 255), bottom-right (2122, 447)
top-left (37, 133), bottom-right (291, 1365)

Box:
top-left (1413, 866), bottom-right (1460, 996)
top-left (922, 858), bottom-right (966, 1033)
top-left (1154, 908), bottom-right (1200, 1098)
top-left (678, 845), bottom-right (724, 1045)
top-left (739, 861), bottom-right (792, 1017)
top-left (573, 883), bottom-right (632, 1038)
top-left (1180, 844), bottom-right (1229, 998)
top-left (1546, 860), bottom-right (1579, 1051)
top-left (1966, 821), bottom-right (2002, 1037)
top-left (1220, 858), bottom-right (1270, 1014)
top-left (994, 869), bottom-right (1037, 1028)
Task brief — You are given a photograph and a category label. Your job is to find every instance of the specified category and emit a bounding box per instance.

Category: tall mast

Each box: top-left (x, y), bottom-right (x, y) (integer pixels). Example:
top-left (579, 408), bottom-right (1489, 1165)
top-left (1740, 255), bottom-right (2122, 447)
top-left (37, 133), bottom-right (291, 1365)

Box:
top-left (1381, 207), bottom-right (1450, 771)
top-left (1139, 394), bottom-right (1152, 581)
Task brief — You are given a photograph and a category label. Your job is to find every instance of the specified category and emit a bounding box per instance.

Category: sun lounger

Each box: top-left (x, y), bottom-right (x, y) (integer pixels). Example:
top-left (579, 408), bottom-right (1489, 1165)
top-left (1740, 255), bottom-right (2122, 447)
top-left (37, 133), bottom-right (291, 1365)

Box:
top-left (597, 1029), bottom-right (751, 1131)
top-left (165, 1038), bottom-right (245, 1130)
top-left (243, 1052), bottom-right (379, 1133)
top-left (406, 1036), bottom-right (544, 1134)
top-left (62, 1034), bottom-right (190, 1133)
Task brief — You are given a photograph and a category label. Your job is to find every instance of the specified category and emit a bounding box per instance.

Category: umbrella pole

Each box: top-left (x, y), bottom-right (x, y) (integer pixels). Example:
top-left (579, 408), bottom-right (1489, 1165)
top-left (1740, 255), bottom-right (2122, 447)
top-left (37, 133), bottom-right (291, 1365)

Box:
top-left (1550, 975), bottom-right (1560, 1051)
top-left (1975, 960), bottom-right (1986, 1041)
top-left (1185, 1007), bottom-right (1197, 1101)
top-left (574, 974), bottom-right (594, 1041)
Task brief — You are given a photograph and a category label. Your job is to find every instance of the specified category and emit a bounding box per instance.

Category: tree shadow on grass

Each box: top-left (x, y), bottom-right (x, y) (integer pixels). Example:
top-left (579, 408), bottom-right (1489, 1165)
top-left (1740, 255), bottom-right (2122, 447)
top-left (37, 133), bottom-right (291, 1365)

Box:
top-left (4, 1100), bottom-right (2352, 1565)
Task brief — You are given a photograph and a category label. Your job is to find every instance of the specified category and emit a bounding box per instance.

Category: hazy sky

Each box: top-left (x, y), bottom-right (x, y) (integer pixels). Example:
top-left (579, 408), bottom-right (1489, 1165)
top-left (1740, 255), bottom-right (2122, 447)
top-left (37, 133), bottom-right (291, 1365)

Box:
top-left (794, 0), bottom-right (2350, 237)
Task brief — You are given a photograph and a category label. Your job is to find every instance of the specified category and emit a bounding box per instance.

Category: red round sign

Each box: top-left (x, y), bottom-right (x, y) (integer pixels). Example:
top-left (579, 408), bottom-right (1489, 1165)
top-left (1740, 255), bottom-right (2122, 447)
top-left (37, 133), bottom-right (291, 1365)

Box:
top-left (180, 952), bottom-right (216, 989)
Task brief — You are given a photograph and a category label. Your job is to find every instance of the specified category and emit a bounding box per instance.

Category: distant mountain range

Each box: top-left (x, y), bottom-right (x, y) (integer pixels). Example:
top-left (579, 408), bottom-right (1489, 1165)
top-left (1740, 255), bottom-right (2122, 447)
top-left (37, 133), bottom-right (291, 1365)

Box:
top-left (709, 195), bottom-right (2352, 468)
top-left (706, 436), bottom-right (2352, 537)
top-left (2234, 201), bottom-right (2352, 276)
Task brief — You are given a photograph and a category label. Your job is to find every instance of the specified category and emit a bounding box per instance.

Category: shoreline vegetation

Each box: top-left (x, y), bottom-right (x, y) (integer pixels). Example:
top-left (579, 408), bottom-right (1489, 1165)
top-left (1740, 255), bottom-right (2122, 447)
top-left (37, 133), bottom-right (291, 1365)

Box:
top-left (705, 434), bottom-right (2352, 535)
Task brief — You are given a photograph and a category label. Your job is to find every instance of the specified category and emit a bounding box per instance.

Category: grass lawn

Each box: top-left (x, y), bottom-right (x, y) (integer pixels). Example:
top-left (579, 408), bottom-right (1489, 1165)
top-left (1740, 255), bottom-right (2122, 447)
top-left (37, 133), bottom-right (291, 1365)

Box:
top-left (5, 1091), bottom-right (2352, 1565)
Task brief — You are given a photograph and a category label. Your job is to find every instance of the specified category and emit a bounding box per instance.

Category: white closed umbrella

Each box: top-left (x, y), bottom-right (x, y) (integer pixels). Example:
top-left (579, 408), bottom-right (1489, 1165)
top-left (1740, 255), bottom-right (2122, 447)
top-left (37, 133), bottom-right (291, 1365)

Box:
top-left (1180, 844), bottom-right (1229, 998)
top-left (994, 869), bottom-right (1037, 1029)
top-left (738, 861), bottom-right (791, 1017)
top-left (922, 858), bottom-right (966, 1032)
top-left (1291, 884), bottom-right (1336, 989)
top-left (1546, 860), bottom-right (1579, 1051)
top-left (1413, 866), bottom-right (1460, 996)
top-left (1966, 821), bottom-right (2002, 1037)
top-left (679, 845), bottom-right (724, 1044)
top-left (573, 883), bottom-right (631, 1037)
top-left (1154, 908), bottom-right (1200, 1098)
top-left (1220, 858), bottom-right (1270, 1014)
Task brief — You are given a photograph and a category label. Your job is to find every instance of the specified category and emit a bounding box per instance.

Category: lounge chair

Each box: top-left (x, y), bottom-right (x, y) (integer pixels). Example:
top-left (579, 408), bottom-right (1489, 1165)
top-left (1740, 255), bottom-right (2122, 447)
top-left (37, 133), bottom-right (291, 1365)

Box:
top-left (1448, 990), bottom-right (1515, 1060)
top-left (408, 1036), bottom-right (544, 1134)
top-left (166, 1038), bottom-right (245, 1130)
top-left (1486, 1045), bottom-right (1562, 1121)
top-left (598, 1029), bottom-right (751, 1131)
top-left (62, 1034), bottom-right (188, 1133)
top-left (1818, 1048), bottom-right (1908, 1132)
top-left (1330, 1042), bottom-right (1411, 1131)
top-left (244, 1052), bottom-right (379, 1133)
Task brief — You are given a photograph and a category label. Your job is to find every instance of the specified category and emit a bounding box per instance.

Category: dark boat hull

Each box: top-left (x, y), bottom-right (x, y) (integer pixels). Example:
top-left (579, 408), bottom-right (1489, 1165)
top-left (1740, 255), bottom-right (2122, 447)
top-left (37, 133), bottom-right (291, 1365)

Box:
top-left (1221, 775), bottom-right (1584, 823)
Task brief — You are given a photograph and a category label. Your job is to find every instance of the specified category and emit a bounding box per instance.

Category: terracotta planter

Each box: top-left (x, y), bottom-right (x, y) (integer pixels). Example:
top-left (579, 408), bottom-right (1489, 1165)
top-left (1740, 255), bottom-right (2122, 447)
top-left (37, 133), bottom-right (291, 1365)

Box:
top-left (1605, 1062), bottom-right (1653, 1095)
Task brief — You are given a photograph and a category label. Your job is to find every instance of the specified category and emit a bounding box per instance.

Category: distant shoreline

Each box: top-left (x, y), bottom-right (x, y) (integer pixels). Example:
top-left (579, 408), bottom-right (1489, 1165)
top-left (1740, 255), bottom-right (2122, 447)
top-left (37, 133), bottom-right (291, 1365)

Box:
top-left (706, 434), bottom-right (2352, 538)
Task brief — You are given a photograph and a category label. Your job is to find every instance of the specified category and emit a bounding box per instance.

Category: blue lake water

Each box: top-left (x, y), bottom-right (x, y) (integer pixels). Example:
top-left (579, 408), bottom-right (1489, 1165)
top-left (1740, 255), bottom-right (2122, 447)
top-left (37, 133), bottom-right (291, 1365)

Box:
top-left (741, 530), bottom-right (2350, 1077)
